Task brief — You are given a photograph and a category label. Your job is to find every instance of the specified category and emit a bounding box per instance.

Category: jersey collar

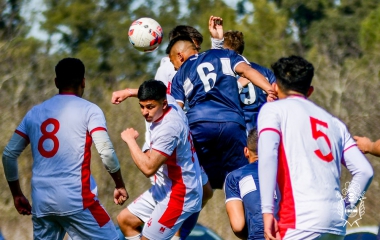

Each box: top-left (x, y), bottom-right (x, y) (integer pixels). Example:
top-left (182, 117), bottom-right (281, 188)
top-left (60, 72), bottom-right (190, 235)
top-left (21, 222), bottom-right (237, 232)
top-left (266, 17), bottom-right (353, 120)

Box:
top-left (153, 106), bottom-right (172, 123)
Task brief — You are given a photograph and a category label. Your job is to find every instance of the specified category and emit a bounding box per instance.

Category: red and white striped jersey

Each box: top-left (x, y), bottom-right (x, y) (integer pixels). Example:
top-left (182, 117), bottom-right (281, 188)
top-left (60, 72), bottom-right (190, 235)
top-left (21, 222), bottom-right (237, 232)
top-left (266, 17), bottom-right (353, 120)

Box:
top-left (257, 96), bottom-right (364, 236)
top-left (16, 94), bottom-right (107, 217)
top-left (148, 105), bottom-right (203, 213)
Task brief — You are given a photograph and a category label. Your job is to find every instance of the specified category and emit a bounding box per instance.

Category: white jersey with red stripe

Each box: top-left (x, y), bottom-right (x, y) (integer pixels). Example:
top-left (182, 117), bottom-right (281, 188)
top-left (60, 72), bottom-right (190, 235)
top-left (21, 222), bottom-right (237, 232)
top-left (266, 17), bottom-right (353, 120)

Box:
top-left (15, 94), bottom-right (106, 217)
top-left (258, 96), bottom-right (357, 235)
top-left (148, 105), bottom-right (203, 213)
top-left (154, 56), bottom-right (176, 93)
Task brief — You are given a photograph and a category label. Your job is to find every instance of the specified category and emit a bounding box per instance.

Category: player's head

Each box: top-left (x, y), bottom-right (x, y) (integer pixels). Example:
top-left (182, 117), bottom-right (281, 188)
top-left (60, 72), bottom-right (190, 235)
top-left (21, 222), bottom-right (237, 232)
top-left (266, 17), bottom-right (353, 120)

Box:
top-left (166, 36), bottom-right (198, 71)
top-left (244, 128), bottom-right (259, 163)
top-left (223, 30), bottom-right (244, 55)
top-left (271, 55), bottom-right (314, 98)
top-left (55, 58), bottom-right (85, 93)
top-left (138, 79), bottom-right (168, 122)
top-left (169, 25), bottom-right (203, 50)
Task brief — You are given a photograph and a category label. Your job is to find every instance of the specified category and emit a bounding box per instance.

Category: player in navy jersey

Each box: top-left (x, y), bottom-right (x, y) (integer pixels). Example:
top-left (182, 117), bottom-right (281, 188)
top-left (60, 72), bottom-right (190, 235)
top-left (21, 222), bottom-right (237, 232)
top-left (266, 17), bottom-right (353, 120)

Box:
top-left (167, 36), bottom-right (276, 189)
top-left (221, 30), bottom-right (276, 131)
top-left (224, 128), bottom-right (277, 240)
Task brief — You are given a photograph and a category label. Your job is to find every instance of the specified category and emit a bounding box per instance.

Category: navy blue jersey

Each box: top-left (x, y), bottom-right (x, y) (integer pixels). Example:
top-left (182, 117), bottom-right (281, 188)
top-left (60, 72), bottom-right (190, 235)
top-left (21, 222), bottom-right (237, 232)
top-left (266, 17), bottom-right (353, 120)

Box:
top-left (224, 161), bottom-right (264, 240)
top-left (171, 49), bottom-right (246, 127)
top-left (240, 62), bottom-right (276, 131)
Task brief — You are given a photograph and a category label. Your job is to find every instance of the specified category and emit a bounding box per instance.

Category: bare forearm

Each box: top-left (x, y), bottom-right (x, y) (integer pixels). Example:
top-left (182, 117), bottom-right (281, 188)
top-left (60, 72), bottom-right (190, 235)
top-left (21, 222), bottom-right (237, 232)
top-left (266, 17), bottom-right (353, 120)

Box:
top-left (369, 139), bottom-right (380, 157)
top-left (8, 179), bottom-right (23, 197)
top-left (243, 68), bottom-right (272, 93)
top-left (126, 139), bottom-right (155, 177)
top-left (109, 169), bottom-right (125, 189)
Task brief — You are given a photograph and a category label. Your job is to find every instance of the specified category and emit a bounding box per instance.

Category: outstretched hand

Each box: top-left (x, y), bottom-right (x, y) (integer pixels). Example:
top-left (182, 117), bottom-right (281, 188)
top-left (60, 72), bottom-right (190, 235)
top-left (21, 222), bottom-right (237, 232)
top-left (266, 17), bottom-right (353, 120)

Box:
top-left (209, 16), bottom-right (224, 40)
top-left (14, 195), bottom-right (32, 215)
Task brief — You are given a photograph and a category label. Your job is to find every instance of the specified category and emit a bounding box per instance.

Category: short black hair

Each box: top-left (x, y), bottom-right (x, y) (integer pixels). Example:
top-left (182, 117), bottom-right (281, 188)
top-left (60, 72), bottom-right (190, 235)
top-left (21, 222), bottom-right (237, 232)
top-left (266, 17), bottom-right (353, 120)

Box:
top-left (168, 25), bottom-right (203, 47)
top-left (271, 56), bottom-right (314, 96)
top-left (55, 58), bottom-right (85, 89)
top-left (138, 79), bottom-right (167, 101)
top-left (224, 31), bottom-right (245, 55)
top-left (165, 35), bottom-right (195, 54)
top-left (247, 128), bottom-right (258, 154)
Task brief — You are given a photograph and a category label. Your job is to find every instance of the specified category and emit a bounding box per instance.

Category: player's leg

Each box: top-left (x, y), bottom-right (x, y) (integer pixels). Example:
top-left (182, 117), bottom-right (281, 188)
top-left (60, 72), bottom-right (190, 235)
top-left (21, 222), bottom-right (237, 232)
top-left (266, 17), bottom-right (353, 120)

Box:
top-left (59, 200), bottom-right (119, 240)
top-left (189, 122), bottom-right (226, 189)
top-left (142, 202), bottom-right (193, 240)
top-left (218, 122), bottom-right (248, 173)
top-left (171, 168), bottom-right (212, 240)
top-left (118, 189), bottom-right (156, 238)
top-left (32, 215), bottom-right (66, 240)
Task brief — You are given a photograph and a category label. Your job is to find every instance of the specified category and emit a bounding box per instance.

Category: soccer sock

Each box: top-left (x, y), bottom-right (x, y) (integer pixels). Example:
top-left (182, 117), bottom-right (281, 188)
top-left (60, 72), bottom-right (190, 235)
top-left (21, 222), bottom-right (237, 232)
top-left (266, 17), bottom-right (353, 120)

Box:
top-left (124, 233), bottom-right (141, 240)
top-left (180, 211), bottom-right (200, 239)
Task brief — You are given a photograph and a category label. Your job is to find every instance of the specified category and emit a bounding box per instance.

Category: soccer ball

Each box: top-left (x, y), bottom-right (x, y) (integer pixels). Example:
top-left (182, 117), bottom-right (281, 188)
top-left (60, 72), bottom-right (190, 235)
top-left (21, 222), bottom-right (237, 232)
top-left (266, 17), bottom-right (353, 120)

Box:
top-left (128, 17), bottom-right (163, 52)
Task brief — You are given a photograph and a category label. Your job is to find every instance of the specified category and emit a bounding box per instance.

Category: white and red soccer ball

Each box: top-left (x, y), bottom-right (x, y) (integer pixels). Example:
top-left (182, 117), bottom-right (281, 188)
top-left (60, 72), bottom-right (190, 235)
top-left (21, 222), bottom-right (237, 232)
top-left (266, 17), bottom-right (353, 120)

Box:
top-left (128, 17), bottom-right (163, 52)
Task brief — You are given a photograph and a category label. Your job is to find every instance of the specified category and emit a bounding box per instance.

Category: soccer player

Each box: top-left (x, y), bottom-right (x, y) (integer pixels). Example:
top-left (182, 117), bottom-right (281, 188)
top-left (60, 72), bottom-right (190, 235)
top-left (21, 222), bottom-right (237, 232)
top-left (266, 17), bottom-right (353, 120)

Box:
top-left (257, 55), bottom-right (374, 239)
top-left (2, 58), bottom-right (128, 240)
top-left (167, 36), bottom-right (276, 189)
top-left (224, 128), bottom-right (277, 240)
top-left (222, 30), bottom-right (276, 131)
top-left (112, 25), bottom-right (214, 240)
top-left (117, 80), bottom-right (203, 240)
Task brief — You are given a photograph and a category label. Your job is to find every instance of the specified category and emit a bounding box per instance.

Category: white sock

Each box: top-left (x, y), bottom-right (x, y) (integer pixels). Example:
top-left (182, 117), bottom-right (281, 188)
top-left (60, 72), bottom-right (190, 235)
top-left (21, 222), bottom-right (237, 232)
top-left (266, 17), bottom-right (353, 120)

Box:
top-left (171, 236), bottom-right (181, 240)
top-left (124, 233), bottom-right (141, 240)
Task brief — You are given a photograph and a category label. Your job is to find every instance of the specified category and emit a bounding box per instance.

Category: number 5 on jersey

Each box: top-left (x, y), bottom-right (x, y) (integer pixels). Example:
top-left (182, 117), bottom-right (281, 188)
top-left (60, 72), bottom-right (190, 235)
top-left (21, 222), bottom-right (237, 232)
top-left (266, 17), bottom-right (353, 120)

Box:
top-left (38, 118), bottom-right (60, 158)
top-left (310, 117), bottom-right (334, 162)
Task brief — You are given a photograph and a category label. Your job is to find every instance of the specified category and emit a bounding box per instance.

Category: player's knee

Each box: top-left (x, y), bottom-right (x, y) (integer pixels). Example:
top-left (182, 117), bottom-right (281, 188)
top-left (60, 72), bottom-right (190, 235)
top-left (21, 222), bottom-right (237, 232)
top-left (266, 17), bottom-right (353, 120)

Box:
top-left (117, 209), bottom-right (140, 229)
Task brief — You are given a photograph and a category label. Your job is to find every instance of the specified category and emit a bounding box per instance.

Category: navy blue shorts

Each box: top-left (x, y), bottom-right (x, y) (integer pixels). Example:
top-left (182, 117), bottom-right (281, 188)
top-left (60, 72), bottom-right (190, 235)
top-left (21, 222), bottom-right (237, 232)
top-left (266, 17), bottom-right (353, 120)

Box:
top-left (189, 122), bottom-right (248, 189)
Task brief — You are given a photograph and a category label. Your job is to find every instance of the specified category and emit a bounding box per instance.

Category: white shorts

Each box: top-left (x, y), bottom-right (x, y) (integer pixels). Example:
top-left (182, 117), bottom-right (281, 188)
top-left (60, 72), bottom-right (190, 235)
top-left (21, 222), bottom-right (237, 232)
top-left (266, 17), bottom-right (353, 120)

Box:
top-left (32, 201), bottom-right (118, 240)
top-left (128, 189), bottom-right (193, 240)
top-left (281, 228), bottom-right (344, 240)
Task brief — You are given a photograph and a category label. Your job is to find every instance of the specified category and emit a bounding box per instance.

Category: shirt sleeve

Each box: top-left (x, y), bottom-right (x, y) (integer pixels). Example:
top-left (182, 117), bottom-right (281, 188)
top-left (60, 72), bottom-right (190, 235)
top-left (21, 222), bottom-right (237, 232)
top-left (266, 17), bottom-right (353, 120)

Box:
top-left (91, 130), bottom-right (120, 173)
top-left (337, 119), bottom-right (374, 207)
top-left (224, 172), bottom-right (242, 203)
top-left (211, 37), bottom-right (224, 49)
top-left (87, 105), bottom-right (108, 134)
top-left (2, 132), bottom-right (29, 181)
top-left (257, 103), bottom-right (281, 214)
top-left (151, 122), bottom-right (180, 157)
top-left (154, 57), bottom-right (176, 89)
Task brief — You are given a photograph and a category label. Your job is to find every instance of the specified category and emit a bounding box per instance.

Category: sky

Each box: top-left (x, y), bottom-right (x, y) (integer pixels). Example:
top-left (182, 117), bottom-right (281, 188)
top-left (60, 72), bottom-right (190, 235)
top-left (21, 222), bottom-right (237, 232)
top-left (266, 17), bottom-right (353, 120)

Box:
top-left (23, 0), bottom-right (238, 41)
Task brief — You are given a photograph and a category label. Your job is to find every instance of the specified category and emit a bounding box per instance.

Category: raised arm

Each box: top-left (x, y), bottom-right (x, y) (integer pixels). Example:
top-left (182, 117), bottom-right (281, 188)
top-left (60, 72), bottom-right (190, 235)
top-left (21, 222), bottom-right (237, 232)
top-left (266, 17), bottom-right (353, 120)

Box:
top-left (121, 128), bottom-right (168, 178)
top-left (111, 88), bottom-right (138, 105)
top-left (209, 16), bottom-right (224, 49)
top-left (235, 62), bottom-right (277, 101)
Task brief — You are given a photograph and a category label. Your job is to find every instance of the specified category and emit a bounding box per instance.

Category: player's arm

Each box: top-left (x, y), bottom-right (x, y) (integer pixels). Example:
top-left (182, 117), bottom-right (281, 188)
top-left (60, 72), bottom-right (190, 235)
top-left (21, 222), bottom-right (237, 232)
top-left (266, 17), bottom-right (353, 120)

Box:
top-left (257, 105), bottom-right (281, 240)
top-left (209, 15), bottom-right (224, 49)
top-left (342, 145), bottom-right (373, 207)
top-left (225, 200), bottom-right (247, 239)
top-left (92, 130), bottom-right (128, 205)
top-left (224, 173), bottom-right (248, 239)
top-left (235, 62), bottom-right (277, 101)
top-left (111, 88), bottom-right (138, 104)
top-left (2, 132), bottom-right (32, 215)
top-left (353, 136), bottom-right (380, 157)
top-left (121, 128), bottom-right (168, 178)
